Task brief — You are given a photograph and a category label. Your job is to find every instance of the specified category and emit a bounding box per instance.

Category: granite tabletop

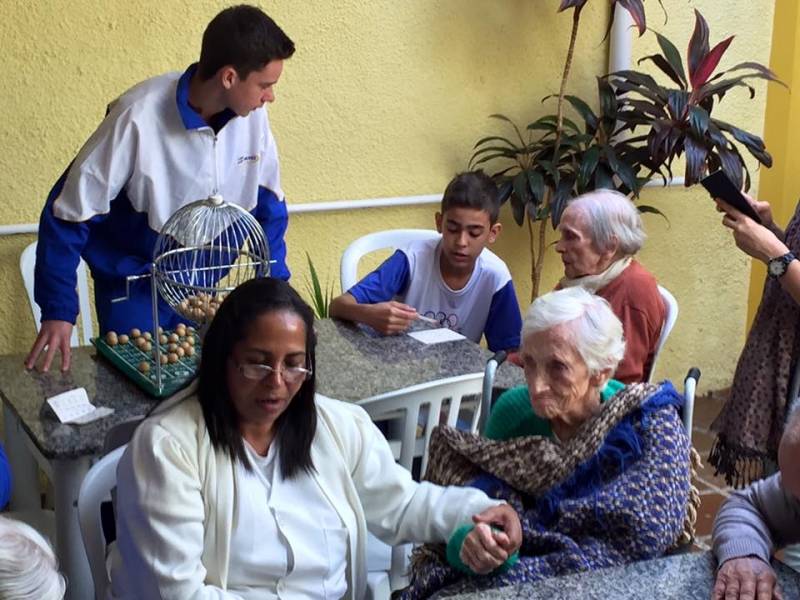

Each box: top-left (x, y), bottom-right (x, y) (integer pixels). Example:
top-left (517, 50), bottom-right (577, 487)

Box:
top-left (314, 318), bottom-right (524, 401)
top-left (434, 551), bottom-right (800, 599)
top-left (0, 318), bottom-right (524, 459)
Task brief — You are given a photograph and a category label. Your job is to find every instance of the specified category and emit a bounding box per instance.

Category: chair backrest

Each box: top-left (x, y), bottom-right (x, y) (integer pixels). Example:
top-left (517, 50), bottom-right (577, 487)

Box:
top-left (78, 445), bottom-right (126, 600)
top-left (478, 351), bottom-right (508, 435)
top-left (648, 285), bottom-right (678, 383)
top-left (358, 372), bottom-right (483, 592)
top-left (20, 241), bottom-right (94, 346)
top-left (340, 229), bottom-right (441, 292)
top-left (357, 372), bottom-right (484, 478)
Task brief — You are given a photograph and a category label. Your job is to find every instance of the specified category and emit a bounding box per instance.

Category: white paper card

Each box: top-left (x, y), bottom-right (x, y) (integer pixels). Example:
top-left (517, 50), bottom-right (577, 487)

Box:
top-left (47, 388), bottom-right (114, 424)
top-left (70, 406), bottom-right (115, 425)
top-left (408, 328), bottom-right (466, 344)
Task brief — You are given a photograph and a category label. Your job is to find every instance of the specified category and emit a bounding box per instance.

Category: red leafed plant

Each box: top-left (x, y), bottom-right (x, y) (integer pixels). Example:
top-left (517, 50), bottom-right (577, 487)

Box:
top-left (470, 3), bottom-right (781, 299)
top-left (611, 9), bottom-right (783, 191)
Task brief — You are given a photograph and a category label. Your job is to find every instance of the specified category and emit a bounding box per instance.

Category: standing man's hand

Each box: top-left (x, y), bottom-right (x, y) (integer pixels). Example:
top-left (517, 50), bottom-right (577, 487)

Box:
top-left (712, 556), bottom-right (782, 600)
top-left (24, 320), bottom-right (73, 372)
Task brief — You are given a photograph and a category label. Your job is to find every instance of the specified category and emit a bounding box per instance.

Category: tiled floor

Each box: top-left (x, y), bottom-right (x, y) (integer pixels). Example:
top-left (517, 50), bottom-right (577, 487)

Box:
top-left (690, 388), bottom-right (737, 552)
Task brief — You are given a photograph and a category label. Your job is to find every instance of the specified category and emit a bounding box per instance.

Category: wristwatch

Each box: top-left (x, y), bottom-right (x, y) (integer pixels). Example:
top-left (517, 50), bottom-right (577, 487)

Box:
top-left (767, 251), bottom-right (796, 278)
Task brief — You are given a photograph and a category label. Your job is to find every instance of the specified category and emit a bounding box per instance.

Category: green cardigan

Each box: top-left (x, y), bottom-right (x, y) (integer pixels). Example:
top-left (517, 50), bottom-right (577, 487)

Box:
top-left (446, 379), bottom-right (625, 575)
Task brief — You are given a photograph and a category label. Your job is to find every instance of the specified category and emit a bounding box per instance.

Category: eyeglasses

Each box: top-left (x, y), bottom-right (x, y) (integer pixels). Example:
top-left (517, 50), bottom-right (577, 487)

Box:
top-left (236, 361), bottom-right (312, 384)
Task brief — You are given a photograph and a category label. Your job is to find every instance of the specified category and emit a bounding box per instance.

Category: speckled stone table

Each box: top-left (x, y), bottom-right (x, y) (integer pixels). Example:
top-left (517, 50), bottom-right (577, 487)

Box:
top-left (0, 320), bottom-right (523, 599)
top-left (0, 348), bottom-right (157, 600)
top-left (314, 318), bottom-right (524, 401)
top-left (434, 552), bottom-right (800, 599)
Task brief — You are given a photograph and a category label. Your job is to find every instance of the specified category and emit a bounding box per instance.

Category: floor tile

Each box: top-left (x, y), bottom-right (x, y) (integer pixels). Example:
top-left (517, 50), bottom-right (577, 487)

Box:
top-left (693, 389), bottom-right (729, 431)
top-left (696, 492), bottom-right (729, 538)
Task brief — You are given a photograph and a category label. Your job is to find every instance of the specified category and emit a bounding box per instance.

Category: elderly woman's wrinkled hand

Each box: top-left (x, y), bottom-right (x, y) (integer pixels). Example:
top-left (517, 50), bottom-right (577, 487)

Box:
top-left (459, 504), bottom-right (522, 574)
top-left (712, 557), bottom-right (782, 600)
top-left (716, 200), bottom-right (788, 263)
top-left (459, 522), bottom-right (509, 575)
top-left (472, 504), bottom-right (522, 553)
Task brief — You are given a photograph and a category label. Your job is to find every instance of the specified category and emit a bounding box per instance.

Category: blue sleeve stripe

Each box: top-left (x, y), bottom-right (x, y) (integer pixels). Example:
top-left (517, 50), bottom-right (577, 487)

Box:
top-left (347, 250), bottom-right (410, 304)
top-left (34, 168), bottom-right (91, 323)
top-left (255, 186), bottom-right (290, 280)
top-left (0, 443), bottom-right (10, 510)
top-left (484, 280), bottom-right (523, 352)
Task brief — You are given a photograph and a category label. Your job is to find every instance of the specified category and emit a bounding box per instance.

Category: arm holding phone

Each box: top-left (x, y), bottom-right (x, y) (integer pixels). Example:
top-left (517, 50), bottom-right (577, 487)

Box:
top-left (716, 197), bottom-right (800, 305)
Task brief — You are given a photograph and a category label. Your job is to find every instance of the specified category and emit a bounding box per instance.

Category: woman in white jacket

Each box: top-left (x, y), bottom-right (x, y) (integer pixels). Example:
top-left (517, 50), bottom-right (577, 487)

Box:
top-left (110, 277), bottom-right (520, 599)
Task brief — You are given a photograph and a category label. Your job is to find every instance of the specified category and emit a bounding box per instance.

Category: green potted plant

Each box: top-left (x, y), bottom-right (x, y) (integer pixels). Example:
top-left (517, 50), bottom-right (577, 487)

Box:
top-left (304, 253), bottom-right (334, 318)
top-left (472, 2), bottom-right (780, 299)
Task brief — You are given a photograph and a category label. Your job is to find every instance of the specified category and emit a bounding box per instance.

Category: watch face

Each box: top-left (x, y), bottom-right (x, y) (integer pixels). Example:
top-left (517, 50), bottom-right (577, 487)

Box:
top-left (769, 258), bottom-right (786, 277)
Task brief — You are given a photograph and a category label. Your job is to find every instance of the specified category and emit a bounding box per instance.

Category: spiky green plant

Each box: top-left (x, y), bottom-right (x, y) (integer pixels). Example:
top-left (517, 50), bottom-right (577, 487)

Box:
top-left (304, 253), bottom-right (334, 319)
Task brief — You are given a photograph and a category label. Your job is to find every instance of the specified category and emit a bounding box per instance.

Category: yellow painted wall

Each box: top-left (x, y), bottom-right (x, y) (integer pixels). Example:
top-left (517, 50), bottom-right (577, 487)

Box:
top-left (0, 0), bottom-right (775, 393)
top-left (747, 0), bottom-right (800, 326)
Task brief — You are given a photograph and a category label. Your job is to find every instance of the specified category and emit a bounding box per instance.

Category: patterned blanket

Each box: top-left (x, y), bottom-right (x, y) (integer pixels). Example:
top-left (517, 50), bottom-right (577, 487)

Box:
top-left (401, 382), bottom-right (699, 599)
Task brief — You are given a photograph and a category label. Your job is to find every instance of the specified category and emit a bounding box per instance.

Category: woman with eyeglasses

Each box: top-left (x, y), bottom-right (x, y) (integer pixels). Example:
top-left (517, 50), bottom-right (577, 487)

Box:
top-left (108, 277), bottom-right (521, 599)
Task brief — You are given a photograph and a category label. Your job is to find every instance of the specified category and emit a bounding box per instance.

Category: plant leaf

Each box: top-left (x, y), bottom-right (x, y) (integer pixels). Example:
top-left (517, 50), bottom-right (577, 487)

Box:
top-left (594, 164), bottom-right (615, 190)
top-left (637, 54), bottom-right (686, 89)
top-left (684, 134), bottom-right (709, 185)
top-left (667, 90), bottom-right (689, 120)
top-left (597, 77), bottom-right (618, 121)
top-left (688, 105), bottom-right (710, 138)
top-left (470, 151), bottom-right (519, 169)
top-left (605, 146), bottom-right (639, 194)
top-left (305, 253), bottom-right (330, 318)
top-left (722, 62), bottom-right (785, 85)
top-left (655, 32), bottom-right (687, 87)
top-left (691, 36), bottom-right (734, 89)
top-left (615, 0), bottom-right (647, 35)
top-left (527, 170), bottom-right (545, 207)
top-left (636, 204), bottom-right (669, 223)
top-left (489, 114), bottom-right (526, 147)
top-left (509, 190), bottom-right (526, 227)
top-left (716, 146), bottom-right (744, 191)
top-left (562, 95), bottom-right (598, 133)
top-left (578, 146), bottom-right (601, 189)
top-left (497, 180), bottom-right (513, 206)
top-left (558, 0), bottom-right (588, 12)
top-left (550, 178), bottom-right (575, 229)
top-left (688, 9), bottom-right (710, 82)
top-left (473, 135), bottom-right (520, 150)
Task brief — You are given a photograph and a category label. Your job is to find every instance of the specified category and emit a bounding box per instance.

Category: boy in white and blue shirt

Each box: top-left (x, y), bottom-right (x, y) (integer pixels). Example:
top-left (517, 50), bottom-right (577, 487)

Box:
top-left (330, 171), bottom-right (522, 353)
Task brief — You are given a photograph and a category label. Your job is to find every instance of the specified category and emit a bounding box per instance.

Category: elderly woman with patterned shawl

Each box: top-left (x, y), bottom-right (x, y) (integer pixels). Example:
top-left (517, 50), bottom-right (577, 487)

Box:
top-left (402, 287), bottom-right (698, 599)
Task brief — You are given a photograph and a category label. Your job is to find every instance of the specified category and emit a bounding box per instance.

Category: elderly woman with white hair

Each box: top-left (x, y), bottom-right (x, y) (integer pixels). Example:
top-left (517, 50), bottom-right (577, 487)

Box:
top-left (556, 189), bottom-right (665, 383)
top-left (403, 287), bottom-right (696, 598)
top-left (0, 516), bottom-right (66, 600)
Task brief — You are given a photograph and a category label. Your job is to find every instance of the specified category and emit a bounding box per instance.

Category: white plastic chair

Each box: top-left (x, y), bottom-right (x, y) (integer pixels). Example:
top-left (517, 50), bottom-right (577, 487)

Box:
top-left (340, 229), bottom-right (441, 292)
top-left (20, 241), bottom-right (94, 346)
top-left (648, 285), bottom-right (678, 383)
top-left (358, 372), bottom-right (485, 593)
top-left (77, 445), bottom-right (126, 600)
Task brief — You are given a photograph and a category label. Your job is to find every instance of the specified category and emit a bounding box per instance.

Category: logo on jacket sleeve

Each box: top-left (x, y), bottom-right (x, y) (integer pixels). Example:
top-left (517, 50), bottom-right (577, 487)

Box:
top-left (237, 154), bottom-right (260, 165)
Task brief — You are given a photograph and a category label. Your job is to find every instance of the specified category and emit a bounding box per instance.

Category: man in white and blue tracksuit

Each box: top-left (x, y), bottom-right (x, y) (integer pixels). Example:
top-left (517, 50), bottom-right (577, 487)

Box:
top-left (26, 6), bottom-right (294, 372)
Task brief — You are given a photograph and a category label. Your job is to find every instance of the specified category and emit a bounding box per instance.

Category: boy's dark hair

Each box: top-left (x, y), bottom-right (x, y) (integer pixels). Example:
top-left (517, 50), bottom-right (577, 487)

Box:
top-left (441, 170), bottom-right (501, 224)
top-left (198, 5), bottom-right (295, 81)
top-left (198, 277), bottom-right (316, 479)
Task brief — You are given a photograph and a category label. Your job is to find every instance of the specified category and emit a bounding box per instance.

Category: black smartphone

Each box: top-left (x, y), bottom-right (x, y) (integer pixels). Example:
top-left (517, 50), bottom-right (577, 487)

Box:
top-left (700, 170), bottom-right (762, 224)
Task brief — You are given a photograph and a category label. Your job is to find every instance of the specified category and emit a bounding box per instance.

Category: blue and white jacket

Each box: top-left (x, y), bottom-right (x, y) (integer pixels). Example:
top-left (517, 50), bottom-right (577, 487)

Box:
top-left (35, 64), bottom-right (290, 333)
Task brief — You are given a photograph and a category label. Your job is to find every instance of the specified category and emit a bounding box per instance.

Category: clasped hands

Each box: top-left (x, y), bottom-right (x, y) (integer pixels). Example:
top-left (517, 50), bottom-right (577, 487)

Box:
top-left (460, 503), bottom-right (522, 575)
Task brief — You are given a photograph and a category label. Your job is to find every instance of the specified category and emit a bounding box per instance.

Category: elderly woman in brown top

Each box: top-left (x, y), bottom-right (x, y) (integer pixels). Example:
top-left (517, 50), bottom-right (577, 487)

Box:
top-left (555, 189), bottom-right (665, 383)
